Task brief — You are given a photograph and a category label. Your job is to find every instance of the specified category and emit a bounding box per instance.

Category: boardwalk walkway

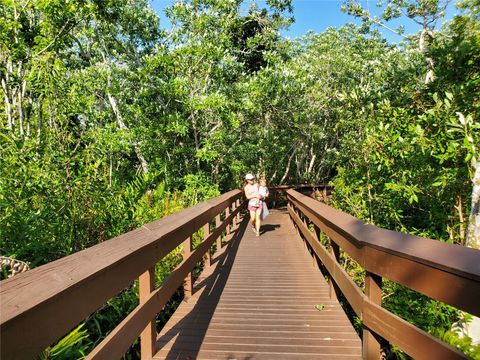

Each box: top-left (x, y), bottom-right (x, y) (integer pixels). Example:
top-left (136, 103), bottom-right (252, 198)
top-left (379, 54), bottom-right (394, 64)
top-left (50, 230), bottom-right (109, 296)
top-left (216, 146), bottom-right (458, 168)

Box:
top-left (154, 209), bottom-right (362, 359)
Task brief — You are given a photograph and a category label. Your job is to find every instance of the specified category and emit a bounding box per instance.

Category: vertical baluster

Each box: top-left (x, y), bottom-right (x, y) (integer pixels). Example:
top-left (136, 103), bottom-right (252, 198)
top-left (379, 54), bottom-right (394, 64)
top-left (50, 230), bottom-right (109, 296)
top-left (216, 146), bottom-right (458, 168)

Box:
top-left (329, 239), bottom-right (340, 300)
top-left (287, 201), bottom-right (293, 225)
top-left (363, 271), bottom-right (382, 360)
top-left (232, 201), bottom-right (237, 227)
top-left (297, 209), bottom-right (305, 248)
top-left (139, 267), bottom-right (156, 359)
top-left (215, 213), bottom-right (222, 250)
top-left (203, 222), bottom-right (211, 266)
top-left (310, 222), bottom-right (319, 269)
top-left (225, 206), bottom-right (231, 236)
top-left (183, 236), bottom-right (193, 299)
top-left (288, 202), bottom-right (296, 229)
top-left (302, 213), bottom-right (311, 254)
top-left (236, 199), bottom-right (241, 223)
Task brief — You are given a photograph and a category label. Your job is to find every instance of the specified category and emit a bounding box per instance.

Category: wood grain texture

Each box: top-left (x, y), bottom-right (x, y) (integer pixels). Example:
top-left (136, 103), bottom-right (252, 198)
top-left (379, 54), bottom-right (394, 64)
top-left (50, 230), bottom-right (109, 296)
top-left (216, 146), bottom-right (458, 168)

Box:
top-left (154, 209), bottom-right (362, 360)
top-left (0, 190), bottom-right (241, 360)
top-left (287, 190), bottom-right (480, 317)
top-left (288, 193), bottom-right (470, 360)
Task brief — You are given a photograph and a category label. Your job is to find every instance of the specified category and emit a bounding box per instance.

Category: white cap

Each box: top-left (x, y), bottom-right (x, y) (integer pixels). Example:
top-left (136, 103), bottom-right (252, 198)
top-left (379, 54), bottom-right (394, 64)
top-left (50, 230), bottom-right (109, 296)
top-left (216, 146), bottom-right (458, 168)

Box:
top-left (245, 173), bottom-right (255, 180)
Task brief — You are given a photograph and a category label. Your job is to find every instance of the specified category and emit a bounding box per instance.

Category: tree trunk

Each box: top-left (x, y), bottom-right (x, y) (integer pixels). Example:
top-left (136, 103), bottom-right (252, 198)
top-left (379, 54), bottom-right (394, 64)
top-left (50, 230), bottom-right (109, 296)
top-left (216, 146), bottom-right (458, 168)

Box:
top-left (456, 161), bottom-right (480, 346)
top-left (454, 195), bottom-right (466, 244)
top-left (190, 111), bottom-right (201, 172)
top-left (467, 160), bottom-right (480, 249)
top-left (37, 97), bottom-right (43, 140)
top-left (419, 29), bottom-right (435, 84)
top-left (17, 85), bottom-right (24, 139)
top-left (107, 93), bottom-right (148, 173)
top-left (307, 150), bottom-right (316, 178)
top-left (1, 77), bottom-right (13, 130)
top-left (279, 148), bottom-right (296, 185)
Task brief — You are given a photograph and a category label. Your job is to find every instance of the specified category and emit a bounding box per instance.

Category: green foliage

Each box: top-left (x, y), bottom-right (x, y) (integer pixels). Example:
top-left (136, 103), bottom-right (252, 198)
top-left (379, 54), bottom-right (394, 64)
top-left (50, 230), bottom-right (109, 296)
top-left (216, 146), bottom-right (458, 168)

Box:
top-left (435, 329), bottom-right (480, 359)
top-left (1, 0), bottom-right (479, 358)
top-left (38, 324), bottom-right (91, 360)
top-left (383, 282), bottom-right (459, 332)
top-left (182, 174), bottom-right (221, 205)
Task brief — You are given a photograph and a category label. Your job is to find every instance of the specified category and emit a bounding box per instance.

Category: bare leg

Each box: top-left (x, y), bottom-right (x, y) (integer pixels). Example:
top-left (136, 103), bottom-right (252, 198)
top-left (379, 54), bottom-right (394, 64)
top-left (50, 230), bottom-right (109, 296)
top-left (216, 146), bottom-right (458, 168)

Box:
top-left (249, 210), bottom-right (256, 229)
top-left (255, 208), bottom-right (262, 235)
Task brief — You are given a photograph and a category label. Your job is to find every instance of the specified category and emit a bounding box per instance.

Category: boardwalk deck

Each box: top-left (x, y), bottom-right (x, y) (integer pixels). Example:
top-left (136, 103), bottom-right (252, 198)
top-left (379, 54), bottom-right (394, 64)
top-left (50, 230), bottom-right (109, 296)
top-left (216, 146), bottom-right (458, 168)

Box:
top-left (154, 209), bottom-right (362, 360)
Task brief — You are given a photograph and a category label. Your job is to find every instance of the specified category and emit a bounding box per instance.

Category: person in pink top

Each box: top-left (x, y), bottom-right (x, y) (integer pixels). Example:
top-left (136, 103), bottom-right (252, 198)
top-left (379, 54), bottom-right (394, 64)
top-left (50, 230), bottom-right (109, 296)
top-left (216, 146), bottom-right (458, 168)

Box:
top-left (244, 173), bottom-right (262, 237)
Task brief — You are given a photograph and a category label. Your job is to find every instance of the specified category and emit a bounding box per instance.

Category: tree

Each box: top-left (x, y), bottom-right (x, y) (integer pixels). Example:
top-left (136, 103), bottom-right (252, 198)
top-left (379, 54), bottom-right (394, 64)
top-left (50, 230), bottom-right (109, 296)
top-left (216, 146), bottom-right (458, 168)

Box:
top-left (342, 0), bottom-right (450, 82)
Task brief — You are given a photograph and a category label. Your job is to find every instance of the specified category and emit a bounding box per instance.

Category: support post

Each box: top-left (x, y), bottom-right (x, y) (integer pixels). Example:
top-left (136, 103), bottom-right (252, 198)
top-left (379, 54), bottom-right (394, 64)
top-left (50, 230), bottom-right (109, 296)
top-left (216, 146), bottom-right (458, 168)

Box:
top-left (329, 239), bottom-right (340, 300)
top-left (232, 202), bottom-right (237, 227)
top-left (203, 222), bottom-right (211, 266)
top-left (296, 209), bottom-right (305, 247)
top-left (287, 202), bottom-right (292, 224)
top-left (363, 271), bottom-right (382, 360)
top-left (236, 199), bottom-right (241, 223)
top-left (183, 236), bottom-right (193, 298)
top-left (139, 267), bottom-right (156, 360)
top-left (215, 214), bottom-right (222, 250)
top-left (225, 206), bottom-right (231, 236)
top-left (310, 222), bottom-right (319, 269)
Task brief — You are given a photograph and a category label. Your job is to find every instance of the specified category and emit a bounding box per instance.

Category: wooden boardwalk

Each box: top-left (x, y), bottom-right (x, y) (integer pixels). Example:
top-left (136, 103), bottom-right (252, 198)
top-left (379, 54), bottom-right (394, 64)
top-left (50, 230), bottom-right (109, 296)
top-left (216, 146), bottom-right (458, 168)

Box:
top-left (154, 209), bottom-right (362, 360)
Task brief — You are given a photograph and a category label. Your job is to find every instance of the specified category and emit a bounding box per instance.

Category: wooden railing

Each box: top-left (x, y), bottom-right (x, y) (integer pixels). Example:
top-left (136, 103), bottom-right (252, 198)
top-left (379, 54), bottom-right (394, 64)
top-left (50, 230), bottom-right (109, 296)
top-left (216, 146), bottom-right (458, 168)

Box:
top-left (287, 189), bottom-right (480, 360)
top-left (268, 184), bottom-right (332, 208)
top-left (0, 190), bottom-right (243, 360)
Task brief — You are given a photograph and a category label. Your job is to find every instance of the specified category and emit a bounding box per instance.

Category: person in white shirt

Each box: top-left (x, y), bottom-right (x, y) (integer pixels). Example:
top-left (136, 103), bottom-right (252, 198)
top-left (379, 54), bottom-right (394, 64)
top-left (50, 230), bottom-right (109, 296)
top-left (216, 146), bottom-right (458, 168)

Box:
top-left (244, 173), bottom-right (262, 237)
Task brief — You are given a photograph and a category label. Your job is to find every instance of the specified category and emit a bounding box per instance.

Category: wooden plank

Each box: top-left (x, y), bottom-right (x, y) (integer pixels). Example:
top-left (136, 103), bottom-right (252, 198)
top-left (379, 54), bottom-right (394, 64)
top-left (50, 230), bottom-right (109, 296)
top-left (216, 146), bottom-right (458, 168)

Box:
top-left (183, 236), bottom-right (193, 298)
top-left (86, 204), bottom-right (244, 359)
top-left (364, 246), bottom-right (480, 315)
top-left (154, 209), bottom-right (361, 359)
top-left (139, 268), bottom-right (156, 360)
top-left (154, 349), bottom-right (361, 360)
top-left (288, 204), bottom-right (364, 315)
top-left (158, 342), bottom-right (361, 354)
top-left (156, 328), bottom-right (361, 340)
top-left (287, 191), bottom-right (472, 359)
top-left (289, 198), bottom-right (363, 261)
top-left (0, 190), bottom-right (241, 360)
top-left (363, 271), bottom-right (382, 360)
top-left (363, 301), bottom-right (467, 359)
top-left (287, 190), bottom-right (480, 317)
top-left (157, 335), bottom-right (360, 347)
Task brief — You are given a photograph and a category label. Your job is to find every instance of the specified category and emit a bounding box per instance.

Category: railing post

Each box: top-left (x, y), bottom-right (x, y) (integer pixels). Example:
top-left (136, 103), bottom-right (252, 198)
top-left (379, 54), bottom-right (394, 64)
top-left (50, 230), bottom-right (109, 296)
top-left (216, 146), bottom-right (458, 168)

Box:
top-left (232, 202), bottom-right (237, 227)
top-left (363, 271), bottom-right (382, 360)
top-left (288, 201), bottom-right (297, 230)
top-left (329, 239), bottom-right (340, 300)
top-left (139, 267), bottom-right (156, 360)
top-left (236, 199), bottom-right (241, 222)
top-left (183, 236), bottom-right (193, 298)
top-left (216, 214), bottom-right (222, 250)
top-left (225, 206), bottom-right (231, 236)
top-left (297, 209), bottom-right (305, 248)
top-left (203, 222), bottom-right (211, 266)
top-left (310, 222), bottom-right (319, 269)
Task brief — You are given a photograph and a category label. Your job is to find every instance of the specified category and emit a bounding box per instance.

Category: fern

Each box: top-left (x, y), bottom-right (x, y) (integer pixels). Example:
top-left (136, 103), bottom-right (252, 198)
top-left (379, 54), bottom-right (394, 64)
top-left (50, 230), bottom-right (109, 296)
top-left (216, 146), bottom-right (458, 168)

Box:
top-left (38, 323), bottom-right (91, 360)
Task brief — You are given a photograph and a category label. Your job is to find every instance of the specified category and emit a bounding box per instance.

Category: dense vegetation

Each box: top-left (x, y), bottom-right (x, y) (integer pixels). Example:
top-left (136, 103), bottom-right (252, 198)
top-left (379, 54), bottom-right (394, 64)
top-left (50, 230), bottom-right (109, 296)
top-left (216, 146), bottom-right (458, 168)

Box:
top-left (1, 0), bottom-right (479, 358)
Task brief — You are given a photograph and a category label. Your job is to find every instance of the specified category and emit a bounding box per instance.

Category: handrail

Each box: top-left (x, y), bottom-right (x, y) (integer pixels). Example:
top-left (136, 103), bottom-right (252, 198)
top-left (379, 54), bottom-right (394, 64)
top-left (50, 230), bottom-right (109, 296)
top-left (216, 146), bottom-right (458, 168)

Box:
top-left (0, 190), bottom-right (243, 360)
top-left (268, 184), bottom-right (331, 208)
top-left (287, 189), bottom-right (480, 360)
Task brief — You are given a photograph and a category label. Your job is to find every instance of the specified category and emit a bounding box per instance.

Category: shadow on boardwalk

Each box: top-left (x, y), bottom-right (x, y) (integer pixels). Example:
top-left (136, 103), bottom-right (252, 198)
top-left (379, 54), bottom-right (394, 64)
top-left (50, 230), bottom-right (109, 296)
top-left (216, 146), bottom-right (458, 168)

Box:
top-left (155, 214), bottom-right (248, 359)
top-left (260, 223), bottom-right (280, 235)
top-left (155, 208), bottom-right (361, 360)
